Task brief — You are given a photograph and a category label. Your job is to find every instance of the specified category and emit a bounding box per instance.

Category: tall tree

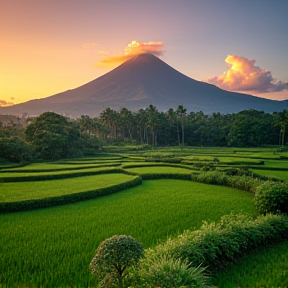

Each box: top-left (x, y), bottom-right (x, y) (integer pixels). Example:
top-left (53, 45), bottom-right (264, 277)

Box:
top-left (177, 105), bottom-right (187, 146)
top-left (277, 110), bottom-right (288, 146)
top-left (146, 104), bottom-right (159, 146)
top-left (24, 112), bottom-right (78, 159)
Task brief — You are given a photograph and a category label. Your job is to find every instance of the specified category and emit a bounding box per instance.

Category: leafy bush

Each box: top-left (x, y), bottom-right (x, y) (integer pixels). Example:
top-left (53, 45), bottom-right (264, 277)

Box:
top-left (149, 213), bottom-right (288, 273)
top-left (131, 255), bottom-right (210, 288)
top-left (255, 182), bottom-right (288, 214)
top-left (192, 170), bottom-right (263, 193)
top-left (90, 235), bottom-right (143, 288)
top-left (0, 137), bottom-right (33, 162)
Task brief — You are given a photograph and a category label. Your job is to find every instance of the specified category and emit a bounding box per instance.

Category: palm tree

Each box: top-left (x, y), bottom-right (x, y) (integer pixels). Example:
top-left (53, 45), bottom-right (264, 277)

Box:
top-left (135, 109), bottom-right (147, 144)
top-left (277, 110), bottom-right (288, 146)
top-left (100, 107), bottom-right (116, 140)
top-left (166, 108), bottom-right (179, 145)
top-left (119, 108), bottom-right (133, 141)
top-left (146, 104), bottom-right (159, 146)
top-left (177, 105), bottom-right (187, 146)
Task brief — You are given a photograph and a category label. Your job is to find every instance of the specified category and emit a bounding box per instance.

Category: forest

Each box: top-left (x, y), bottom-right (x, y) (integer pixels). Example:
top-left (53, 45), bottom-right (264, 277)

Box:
top-left (0, 106), bottom-right (287, 162)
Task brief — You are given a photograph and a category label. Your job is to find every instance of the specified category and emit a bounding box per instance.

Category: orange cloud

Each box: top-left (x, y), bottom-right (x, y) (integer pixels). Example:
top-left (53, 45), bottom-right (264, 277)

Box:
top-left (0, 100), bottom-right (14, 107)
top-left (95, 40), bottom-right (164, 68)
top-left (206, 55), bottom-right (287, 93)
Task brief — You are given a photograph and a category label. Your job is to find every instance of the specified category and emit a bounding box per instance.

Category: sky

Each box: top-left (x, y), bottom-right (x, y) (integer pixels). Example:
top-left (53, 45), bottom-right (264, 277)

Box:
top-left (1, 0), bottom-right (288, 106)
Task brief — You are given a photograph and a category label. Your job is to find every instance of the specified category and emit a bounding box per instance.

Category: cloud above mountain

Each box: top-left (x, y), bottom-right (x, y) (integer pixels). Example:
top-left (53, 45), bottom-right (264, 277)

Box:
top-left (95, 40), bottom-right (164, 68)
top-left (206, 55), bottom-right (287, 93)
top-left (0, 100), bottom-right (14, 107)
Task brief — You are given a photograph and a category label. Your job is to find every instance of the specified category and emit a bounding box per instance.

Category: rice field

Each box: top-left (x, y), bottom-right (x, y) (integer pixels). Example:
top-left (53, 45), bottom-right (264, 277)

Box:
top-left (0, 173), bottom-right (135, 202)
top-left (0, 146), bottom-right (287, 287)
top-left (0, 165), bottom-right (120, 181)
top-left (252, 169), bottom-right (288, 181)
top-left (214, 241), bottom-right (288, 288)
top-left (0, 179), bottom-right (255, 288)
top-left (125, 165), bottom-right (195, 175)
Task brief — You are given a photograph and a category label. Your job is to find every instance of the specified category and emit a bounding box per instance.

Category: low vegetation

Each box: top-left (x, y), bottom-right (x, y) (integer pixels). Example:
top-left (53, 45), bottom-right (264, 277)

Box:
top-left (214, 241), bottom-right (288, 288)
top-left (0, 179), bottom-right (255, 287)
top-left (0, 127), bottom-right (287, 287)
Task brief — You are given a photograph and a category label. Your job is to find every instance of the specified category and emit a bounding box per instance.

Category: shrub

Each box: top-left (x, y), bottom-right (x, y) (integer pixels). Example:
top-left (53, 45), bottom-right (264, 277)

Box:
top-left (0, 137), bottom-right (33, 162)
top-left (90, 235), bottom-right (143, 288)
top-left (131, 255), bottom-right (210, 288)
top-left (192, 170), bottom-right (263, 193)
top-left (150, 213), bottom-right (288, 274)
top-left (255, 182), bottom-right (288, 214)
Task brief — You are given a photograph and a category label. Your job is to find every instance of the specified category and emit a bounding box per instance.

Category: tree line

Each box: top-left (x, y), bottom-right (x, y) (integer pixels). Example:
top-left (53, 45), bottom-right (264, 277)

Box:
top-left (0, 106), bottom-right (287, 161)
top-left (76, 105), bottom-right (288, 147)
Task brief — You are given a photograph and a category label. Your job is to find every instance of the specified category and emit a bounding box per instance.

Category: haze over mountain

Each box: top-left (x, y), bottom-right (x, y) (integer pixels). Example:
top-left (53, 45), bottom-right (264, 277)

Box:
top-left (1, 53), bottom-right (286, 118)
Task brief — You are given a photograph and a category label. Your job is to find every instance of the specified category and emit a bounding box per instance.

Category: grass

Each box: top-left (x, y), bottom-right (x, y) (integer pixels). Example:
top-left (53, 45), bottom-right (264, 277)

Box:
top-left (252, 169), bottom-right (288, 181)
top-left (183, 155), bottom-right (263, 164)
top-left (262, 159), bottom-right (288, 168)
top-left (214, 241), bottom-right (288, 288)
top-left (0, 165), bottom-right (120, 181)
top-left (124, 166), bottom-right (195, 175)
top-left (0, 162), bottom-right (119, 172)
top-left (0, 173), bottom-right (135, 202)
top-left (0, 179), bottom-right (255, 288)
top-left (1, 146), bottom-right (287, 287)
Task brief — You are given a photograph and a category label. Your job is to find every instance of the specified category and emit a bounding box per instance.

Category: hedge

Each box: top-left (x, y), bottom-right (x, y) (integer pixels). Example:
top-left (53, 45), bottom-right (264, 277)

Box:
top-left (122, 162), bottom-right (196, 171)
top-left (140, 173), bottom-right (192, 181)
top-left (147, 213), bottom-right (288, 274)
top-left (0, 176), bottom-right (142, 213)
top-left (0, 166), bottom-right (124, 183)
top-left (191, 170), bottom-right (263, 193)
top-left (0, 162), bottom-right (120, 173)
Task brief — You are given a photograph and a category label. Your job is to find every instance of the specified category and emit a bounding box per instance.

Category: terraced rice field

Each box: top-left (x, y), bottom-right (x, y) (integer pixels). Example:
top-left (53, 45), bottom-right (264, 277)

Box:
top-left (0, 179), bottom-right (255, 288)
top-left (0, 146), bottom-right (287, 287)
top-left (0, 173), bottom-right (136, 202)
top-left (214, 241), bottom-right (288, 288)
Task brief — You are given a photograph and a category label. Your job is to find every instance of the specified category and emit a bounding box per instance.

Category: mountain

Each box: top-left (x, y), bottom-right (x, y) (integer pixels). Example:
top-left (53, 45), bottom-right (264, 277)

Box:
top-left (1, 53), bottom-right (286, 117)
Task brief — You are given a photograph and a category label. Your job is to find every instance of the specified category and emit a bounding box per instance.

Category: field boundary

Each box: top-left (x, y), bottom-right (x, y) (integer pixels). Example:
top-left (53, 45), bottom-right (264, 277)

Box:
top-left (0, 175), bottom-right (142, 213)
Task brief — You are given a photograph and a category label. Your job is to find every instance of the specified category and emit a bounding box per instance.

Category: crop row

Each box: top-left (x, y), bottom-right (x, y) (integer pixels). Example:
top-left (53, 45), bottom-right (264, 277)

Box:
top-left (0, 166), bottom-right (123, 182)
top-left (0, 179), bottom-right (255, 288)
top-left (145, 213), bottom-right (288, 273)
top-left (0, 175), bottom-right (141, 213)
top-left (215, 240), bottom-right (288, 287)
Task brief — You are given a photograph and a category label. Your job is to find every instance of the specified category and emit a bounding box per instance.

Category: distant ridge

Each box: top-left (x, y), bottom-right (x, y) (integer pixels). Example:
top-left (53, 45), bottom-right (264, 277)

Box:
top-left (0, 53), bottom-right (286, 117)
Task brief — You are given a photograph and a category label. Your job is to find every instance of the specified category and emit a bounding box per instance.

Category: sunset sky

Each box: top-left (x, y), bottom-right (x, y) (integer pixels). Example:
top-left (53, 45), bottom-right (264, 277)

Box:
top-left (1, 0), bottom-right (288, 106)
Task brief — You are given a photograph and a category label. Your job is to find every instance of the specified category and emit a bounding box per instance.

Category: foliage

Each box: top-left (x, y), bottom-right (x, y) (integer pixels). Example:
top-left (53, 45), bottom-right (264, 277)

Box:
top-left (24, 111), bottom-right (100, 160)
top-left (0, 179), bottom-right (255, 287)
top-left (150, 213), bottom-right (288, 273)
top-left (255, 182), bottom-right (288, 214)
top-left (131, 255), bottom-right (210, 288)
top-left (192, 170), bottom-right (263, 193)
top-left (0, 137), bottom-right (33, 162)
top-left (90, 235), bottom-right (144, 288)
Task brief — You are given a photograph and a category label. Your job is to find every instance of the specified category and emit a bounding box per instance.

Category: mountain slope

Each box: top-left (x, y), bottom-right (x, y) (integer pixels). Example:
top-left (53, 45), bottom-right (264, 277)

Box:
top-left (1, 53), bottom-right (286, 117)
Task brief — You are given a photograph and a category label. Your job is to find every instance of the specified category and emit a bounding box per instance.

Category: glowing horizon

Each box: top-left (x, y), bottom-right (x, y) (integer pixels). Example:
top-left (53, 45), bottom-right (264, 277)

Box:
top-left (1, 1), bottom-right (287, 106)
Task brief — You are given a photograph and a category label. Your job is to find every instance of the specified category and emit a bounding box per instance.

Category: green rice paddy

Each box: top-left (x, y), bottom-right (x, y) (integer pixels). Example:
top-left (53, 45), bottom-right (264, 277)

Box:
top-left (252, 169), bottom-right (288, 181)
top-left (0, 146), bottom-right (288, 287)
top-left (0, 173), bottom-right (135, 202)
top-left (214, 241), bottom-right (288, 288)
top-left (125, 165), bottom-right (195, 175)
top-left (0, 179), bottom-right (255, 288)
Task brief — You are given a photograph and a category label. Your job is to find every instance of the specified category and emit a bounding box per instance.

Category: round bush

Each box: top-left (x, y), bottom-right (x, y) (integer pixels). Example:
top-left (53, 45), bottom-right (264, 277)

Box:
top-left (255, 182), bottom-right (288, 214)
top-left (90, 235), bottom-right (143, 287)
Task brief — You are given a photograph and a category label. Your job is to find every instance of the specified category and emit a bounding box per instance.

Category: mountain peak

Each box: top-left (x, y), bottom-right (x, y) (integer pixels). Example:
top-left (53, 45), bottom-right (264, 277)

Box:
top-left (0, 54), bottom-right (286, 118)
